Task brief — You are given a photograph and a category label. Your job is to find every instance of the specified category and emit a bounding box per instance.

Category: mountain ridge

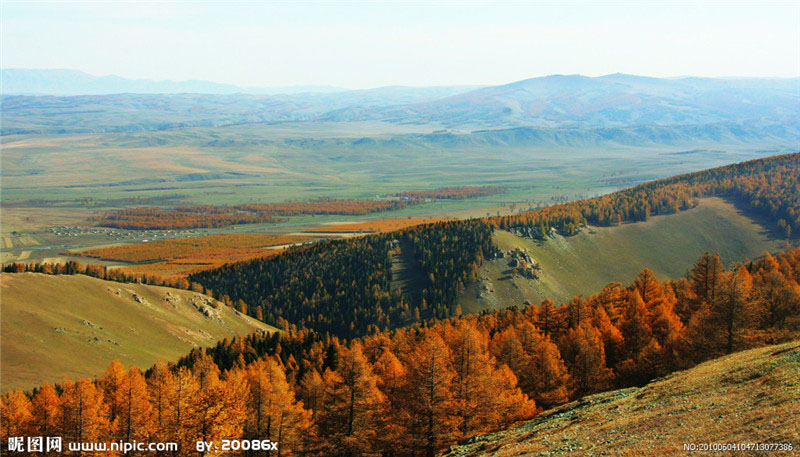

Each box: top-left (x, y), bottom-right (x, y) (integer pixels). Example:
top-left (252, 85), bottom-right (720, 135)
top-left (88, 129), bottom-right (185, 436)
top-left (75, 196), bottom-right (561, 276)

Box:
top-left (1, 68), bottom-right (345, 95)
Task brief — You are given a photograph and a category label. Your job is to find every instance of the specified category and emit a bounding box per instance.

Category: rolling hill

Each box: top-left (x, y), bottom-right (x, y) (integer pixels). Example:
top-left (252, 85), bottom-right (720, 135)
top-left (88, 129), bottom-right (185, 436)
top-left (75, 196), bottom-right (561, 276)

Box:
top-left (0, 272), bottom-right (276, 391)
top-left (3, 73), bottom-right (798, 137)
top-left (459, 197), bottom-right (788, 312)
top-left (445, 340), bottom-right (800, 457)
top-left (325, 74), bottom-right (800, 128)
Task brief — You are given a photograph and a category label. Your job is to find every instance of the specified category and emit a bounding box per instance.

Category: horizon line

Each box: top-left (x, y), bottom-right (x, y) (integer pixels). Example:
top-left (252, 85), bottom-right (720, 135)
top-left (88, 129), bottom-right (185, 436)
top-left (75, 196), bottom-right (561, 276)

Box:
top-left (3, 67), bottom-right (799, 93)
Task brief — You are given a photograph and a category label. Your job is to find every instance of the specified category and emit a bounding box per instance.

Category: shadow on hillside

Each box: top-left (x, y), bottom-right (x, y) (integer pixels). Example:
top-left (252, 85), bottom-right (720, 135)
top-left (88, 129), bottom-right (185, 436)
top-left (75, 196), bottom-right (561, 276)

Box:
top-left (720, 196), bottom-right (798, 245)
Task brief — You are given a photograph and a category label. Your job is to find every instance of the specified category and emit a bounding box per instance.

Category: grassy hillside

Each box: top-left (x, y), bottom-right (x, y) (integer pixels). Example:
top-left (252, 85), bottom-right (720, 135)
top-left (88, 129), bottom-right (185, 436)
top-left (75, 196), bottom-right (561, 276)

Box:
top-left (0, 273), bottom-right (276, 391)
top-left (460, 197), bottom-right (786, 311)
top-left (446, 340), bottom-right (800, 457)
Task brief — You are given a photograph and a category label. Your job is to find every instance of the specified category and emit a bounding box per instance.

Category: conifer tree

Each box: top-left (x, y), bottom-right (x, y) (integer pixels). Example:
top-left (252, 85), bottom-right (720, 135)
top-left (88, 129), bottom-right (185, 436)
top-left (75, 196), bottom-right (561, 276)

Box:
top-left (404, 333), bottom-right (457, 457)
top-left (684, 301), bottom-right (719, 362)
top-left (193, 363), bottom-right (247, 455)
top-left (147, 361), bottom-right (173, 442)
top-left (714, 267), bottom-right (754, 354)
top-left (525, 332), bottom-right (570, 408)
top-left (620, 290), bottom-right (655, 359)
top-left (754, 269), bottom-right (800, 329)
top-left (118, 367), bottom-right (153, 443)
top-left (449, 323), bottom-right (507, 438)
top-left (59, 378), bottom-right (109, 445)
top-left (489, 326), bottom-right (525, 374)
top-left (244, 357), bottom-right (311, 456)
top-left (591, 305), bottom-right (625, 369)
top-left (101, 359), bottom-right (127, 438)
top-left (317, 343), bottom-right (386, 456)
top-left (647, 292), bottom-right (685, 371)
top-left (558, 324), bottom-right (613, 396)
top-left (536, 299), bottom-right (560, 336)
top-left (163, 367), bottom-right (200, 454)
top-left (690, 252), bottom-right (724, 307)
top-left (634, 268), bottom-right (666, 313)
top-left (371, 349), bottom-right (408, 452)
top-left (297, 369), bottom-right (325, 423)
top-left (31, 383), bottom-right (61, 438)
top-left (1, 389), bottom-right (33, 450)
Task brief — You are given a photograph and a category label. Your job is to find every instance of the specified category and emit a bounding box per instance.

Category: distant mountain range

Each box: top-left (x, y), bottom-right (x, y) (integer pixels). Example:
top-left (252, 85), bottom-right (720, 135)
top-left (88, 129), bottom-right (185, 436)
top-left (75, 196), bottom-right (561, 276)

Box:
top-left (1, 69), bottom-right (798, 142)
top-left (0, 68), bottom-right (477, 104)
top-left (1, 68), bottom-right (347, 95)
top-left (327, 73), bottom-right (800, 128)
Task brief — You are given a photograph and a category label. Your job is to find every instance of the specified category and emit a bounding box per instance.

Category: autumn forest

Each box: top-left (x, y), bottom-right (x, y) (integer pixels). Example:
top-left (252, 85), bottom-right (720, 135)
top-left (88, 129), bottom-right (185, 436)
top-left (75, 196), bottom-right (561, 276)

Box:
top-left (2, 154), bottom-right (800, 456)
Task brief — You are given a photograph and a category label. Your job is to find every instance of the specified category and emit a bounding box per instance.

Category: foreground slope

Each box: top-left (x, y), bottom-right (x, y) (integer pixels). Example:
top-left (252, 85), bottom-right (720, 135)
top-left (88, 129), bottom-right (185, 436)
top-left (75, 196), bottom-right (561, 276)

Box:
top-left (0, 273), bottom-right (275, 391)
top-left (461, 197), bottom-right (785, 311)
top-left (446, 341), bottom-right (800, 457)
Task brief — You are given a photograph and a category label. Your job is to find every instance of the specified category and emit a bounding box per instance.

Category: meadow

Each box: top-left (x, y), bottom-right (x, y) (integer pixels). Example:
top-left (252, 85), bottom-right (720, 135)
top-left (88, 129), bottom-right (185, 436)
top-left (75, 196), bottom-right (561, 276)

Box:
top-left (0, 272), bottom-right (275, 391)
top-left (2, 123), bottom-right (785, 209)
top-left (305, 218), bottom-right (440, 233)
top-left (459, 197), bottom-right (788, 312)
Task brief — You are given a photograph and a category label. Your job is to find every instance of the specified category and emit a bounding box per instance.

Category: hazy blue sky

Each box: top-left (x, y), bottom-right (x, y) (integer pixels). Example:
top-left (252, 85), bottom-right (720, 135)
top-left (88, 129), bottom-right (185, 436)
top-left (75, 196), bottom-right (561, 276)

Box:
top-left (2, 1), bottom-right (798, 88)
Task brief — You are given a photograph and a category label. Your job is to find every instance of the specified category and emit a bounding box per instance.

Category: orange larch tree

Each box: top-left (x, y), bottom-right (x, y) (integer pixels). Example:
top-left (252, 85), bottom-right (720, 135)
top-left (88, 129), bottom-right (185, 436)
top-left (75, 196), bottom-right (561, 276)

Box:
top-left (403, 332), bottom-right (457, 457)
top-left (1, 389), bottom-right (33, 452)
top-left (317, 343), bottom-right (386, 456)
top-left (147, 360), bottom-right (172, 442)
top-left (558, 324), bottom-right (614, 396)
top-left (31, 383), bottom-right (61, 438)
top-left (117, 367), bottom-right (153, 443)
top-left (59, 378), bottom-right (109, 446)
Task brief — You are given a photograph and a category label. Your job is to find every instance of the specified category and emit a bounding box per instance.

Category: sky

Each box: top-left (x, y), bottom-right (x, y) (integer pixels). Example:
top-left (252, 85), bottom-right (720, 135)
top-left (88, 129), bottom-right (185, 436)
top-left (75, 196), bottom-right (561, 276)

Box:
top-left (2, 1), bottom-right (798, 89)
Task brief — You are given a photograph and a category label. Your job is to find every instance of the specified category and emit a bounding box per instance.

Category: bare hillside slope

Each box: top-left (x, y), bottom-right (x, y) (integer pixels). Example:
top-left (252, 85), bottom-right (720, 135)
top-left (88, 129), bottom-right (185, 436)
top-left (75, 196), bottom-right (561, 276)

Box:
top-left (0, 273), bottom-right (276, 391)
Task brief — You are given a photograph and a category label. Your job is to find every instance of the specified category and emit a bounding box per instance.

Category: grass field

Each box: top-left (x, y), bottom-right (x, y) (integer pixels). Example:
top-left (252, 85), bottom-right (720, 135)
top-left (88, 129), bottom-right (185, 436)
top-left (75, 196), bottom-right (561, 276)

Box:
top-left (1, 121), bottom-right (789, 268)
top-left (0, 272), bottom-right (276, 392)
top-left (2, 124), bottom-right (782, 209)
top-left (459, 197), bottom-right (787, 312)
top-left (305, 218), bottom-right (440, 233)
top-left (446, 340), bottom-right (800, 457)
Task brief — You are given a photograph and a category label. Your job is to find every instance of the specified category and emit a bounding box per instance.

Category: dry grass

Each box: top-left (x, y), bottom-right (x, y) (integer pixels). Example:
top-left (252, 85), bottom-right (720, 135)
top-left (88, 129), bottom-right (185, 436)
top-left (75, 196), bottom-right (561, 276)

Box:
top-left (445, 341), bottom-right (800, 456)
top-left (0, 207), bottom-right (93, 234)
top-left (79, 233), bottom-right (313, 277)
top-left (81, 233), bottom-right (308, 262)
top-left (0, 273), bottom-right (276, 392)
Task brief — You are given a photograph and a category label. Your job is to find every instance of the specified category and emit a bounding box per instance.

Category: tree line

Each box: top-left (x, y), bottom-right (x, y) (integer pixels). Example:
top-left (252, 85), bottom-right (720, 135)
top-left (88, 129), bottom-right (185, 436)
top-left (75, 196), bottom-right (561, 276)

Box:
top-left (3, 247), bottom-right (799, 456)
top-left (392, 186), bottom-right (505, 200)
top-left (495, 153), bottom-right (800, 239)
top-left (2, 261), bottom-right (197, 291)
top-left (94, 199), bottom-right (411, 230)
